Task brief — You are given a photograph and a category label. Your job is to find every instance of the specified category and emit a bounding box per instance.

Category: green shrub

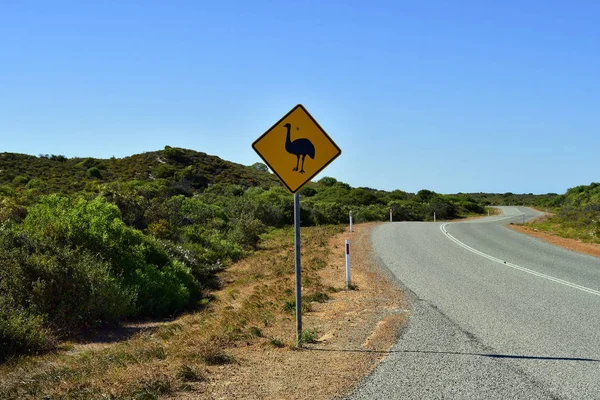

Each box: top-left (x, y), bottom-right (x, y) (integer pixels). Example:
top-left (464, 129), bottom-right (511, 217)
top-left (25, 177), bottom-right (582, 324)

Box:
top-left (176, 364), bottom-right (205, 382)
top-left (354, 204), bottom-right (387, 222)
top-left (76, 157), bottom-right (98, 169)
top-left (50, 154), bottom-right (68, 162)
top-left (311, 201), bottom-right (349, 225)
top-left (389, 200), bottom-right (423, 221)
top-left (0, 197), bottom-right (27, 223)
top-left (248, 326), bottom-right (263, 337)
top-left (25, 178), bottom-right (45, 190)
top-left (0, 226), bottom-right (135, 335)
top-left (22, 194), bottom-right (199, 318)
top-left (156, 164), bottom-right (176, 178)
top-left (305, 292), bottom-right (329, 303)
top-left (349, 188), bottom-right (380, 206)
top-left (427, 197), bottom-right (458, 220)
top-left (228, 213), bottom-right (266, 249)
top-left (12, 175), bottom-right (29, 185)
top-left (0, 301), bottom-right (55, 361)
top-left (299, 186), bottom-right (317, 197)
top-left (318, 177), bottom-right (337, 187)
top-left (163, 146), bottom-right (189, 164)
top-left (87, 167), bottom-right (102, 178)
top-left (300, 328), bottom-right (319, 344)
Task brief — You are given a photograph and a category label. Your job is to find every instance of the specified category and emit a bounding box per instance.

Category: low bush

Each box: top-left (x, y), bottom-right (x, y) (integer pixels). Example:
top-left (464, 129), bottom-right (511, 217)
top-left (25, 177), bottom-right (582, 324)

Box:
top-left (0, 224), bottom-right (135, 335)
top-left (0, 301), bottom-right (55, 361)
top-left (22, 194), bottom-right (199, 319)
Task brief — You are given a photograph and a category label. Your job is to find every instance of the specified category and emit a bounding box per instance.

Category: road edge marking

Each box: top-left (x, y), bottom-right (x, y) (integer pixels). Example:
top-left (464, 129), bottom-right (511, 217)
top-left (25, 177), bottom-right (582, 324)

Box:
top-left (440, 223), bottom-right (600, 297)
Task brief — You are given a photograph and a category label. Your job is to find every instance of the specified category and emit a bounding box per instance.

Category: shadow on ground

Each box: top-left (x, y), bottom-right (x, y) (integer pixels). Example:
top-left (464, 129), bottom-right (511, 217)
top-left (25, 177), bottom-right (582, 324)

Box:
top-left (306, 347), bottom-right (600, 362)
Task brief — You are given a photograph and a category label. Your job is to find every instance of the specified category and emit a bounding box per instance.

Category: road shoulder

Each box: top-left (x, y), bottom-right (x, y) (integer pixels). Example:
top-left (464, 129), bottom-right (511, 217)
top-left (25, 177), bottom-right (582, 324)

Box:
top-left (175, 222), bottom-right (409, 399)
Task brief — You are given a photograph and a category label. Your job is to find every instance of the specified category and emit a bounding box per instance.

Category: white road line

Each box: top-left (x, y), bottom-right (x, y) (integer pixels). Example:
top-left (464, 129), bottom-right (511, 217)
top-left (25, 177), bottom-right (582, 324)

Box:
top-left (440, 223), bottom-right (600, 297)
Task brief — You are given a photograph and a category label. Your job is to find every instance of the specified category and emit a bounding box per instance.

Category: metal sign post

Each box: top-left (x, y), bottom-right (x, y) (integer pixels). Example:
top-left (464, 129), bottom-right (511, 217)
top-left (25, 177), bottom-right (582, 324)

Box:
top-left (294, 192), bottom-right (302, 347)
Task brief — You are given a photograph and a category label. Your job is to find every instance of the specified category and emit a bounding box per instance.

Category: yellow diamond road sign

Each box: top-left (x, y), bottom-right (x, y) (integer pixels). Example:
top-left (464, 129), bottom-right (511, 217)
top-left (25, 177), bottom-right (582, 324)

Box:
top-left (252, 104), bottom-right (341, 193)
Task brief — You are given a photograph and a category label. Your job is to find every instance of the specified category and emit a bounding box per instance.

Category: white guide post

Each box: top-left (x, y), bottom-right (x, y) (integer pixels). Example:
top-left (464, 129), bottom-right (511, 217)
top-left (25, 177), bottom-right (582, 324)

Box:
top-left (345, 239), bottom-right (351, 289)
top-left (349, 210), bottom-right (353, 232)
top-left (390, 208), bottom-right (393, 222)
top-left (434, 212), bottom-right (436, 223)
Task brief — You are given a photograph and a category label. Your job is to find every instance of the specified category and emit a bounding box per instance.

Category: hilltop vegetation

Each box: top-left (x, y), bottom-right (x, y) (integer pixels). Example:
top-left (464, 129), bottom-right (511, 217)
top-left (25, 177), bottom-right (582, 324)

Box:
top-left (0, 146), bottom-right (278, 196)
top-left (0, 146), bottom-right (488, 361)
top-left (467, 192), bottom-right (563, 209)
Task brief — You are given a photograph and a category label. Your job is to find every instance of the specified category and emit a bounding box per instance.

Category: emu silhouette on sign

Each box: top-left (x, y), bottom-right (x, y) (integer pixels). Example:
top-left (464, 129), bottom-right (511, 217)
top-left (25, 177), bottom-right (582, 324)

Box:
top-left (284, 123), bottom-right (315, 174)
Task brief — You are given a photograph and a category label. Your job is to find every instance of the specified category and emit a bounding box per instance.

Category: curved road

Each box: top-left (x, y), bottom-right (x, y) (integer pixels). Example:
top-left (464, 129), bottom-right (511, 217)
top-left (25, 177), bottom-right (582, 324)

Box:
top-left (350, 207), bottom-right (600, 399)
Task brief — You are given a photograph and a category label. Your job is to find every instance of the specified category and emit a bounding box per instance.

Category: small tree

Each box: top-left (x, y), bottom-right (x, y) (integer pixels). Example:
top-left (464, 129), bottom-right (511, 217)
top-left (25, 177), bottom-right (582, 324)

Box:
top-left (251, 162), bottom-right (268, 172)
top-left (87, 167), bottom-right (101, 178)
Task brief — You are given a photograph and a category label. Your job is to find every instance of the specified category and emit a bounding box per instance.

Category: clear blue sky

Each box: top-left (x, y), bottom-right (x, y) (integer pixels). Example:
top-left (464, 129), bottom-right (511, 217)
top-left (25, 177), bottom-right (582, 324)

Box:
top-left (2, 1), bottom-right (599, 194)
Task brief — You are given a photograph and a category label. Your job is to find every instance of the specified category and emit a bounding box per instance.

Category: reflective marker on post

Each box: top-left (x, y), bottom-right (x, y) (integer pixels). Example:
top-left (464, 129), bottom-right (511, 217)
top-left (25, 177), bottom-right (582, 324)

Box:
top-left (345, 239), bottom-right (351, 289)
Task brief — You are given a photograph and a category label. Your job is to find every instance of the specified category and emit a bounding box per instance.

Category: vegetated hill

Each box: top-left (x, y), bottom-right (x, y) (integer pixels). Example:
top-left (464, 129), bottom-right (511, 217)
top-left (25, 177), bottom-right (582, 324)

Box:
top-left (0, 146), bottom-right (279, 195)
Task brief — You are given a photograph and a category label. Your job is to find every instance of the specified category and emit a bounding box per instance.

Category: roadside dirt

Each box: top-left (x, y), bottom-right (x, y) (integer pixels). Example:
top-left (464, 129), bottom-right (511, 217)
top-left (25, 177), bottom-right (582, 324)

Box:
top-left (509, 224), bottom-right (600, 258)
top-left (173, 222), bottom-right (408, 399)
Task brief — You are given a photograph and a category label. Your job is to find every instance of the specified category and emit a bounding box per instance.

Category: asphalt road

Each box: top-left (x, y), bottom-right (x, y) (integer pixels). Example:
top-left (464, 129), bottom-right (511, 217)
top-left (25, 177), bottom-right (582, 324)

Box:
top-left (349, 207), bottom-right (600, 400)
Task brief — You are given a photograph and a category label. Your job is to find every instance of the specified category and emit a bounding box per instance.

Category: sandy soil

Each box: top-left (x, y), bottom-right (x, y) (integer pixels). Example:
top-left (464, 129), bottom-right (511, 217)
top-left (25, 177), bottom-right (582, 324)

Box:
top-left (173, 222), bottom-right (408, 399)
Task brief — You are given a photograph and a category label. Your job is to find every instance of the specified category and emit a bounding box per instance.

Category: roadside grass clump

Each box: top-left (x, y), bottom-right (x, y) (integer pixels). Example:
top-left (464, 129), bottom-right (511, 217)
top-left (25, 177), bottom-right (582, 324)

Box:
top-left (176, 364), bottom-right (205, 382)
top-left (300, 328), bottom-right (319, 344)
top-left (155, 323), bottom-right (184, 341)
top-left (305, 291), bottom-right (330, 303)
top-left (132, 371), bottom-right (174, 400)
top-left (269, 338), bottom-right (284, 348)
top-left (195, 341), bottom-right (235, 365)
top-left (249, 326), bottom-right (263, 337)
